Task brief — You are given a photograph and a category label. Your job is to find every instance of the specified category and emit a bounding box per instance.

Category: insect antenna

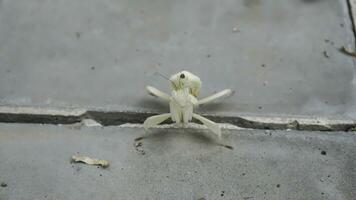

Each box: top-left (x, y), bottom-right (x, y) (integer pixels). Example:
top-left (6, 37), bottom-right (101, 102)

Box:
top-left (154, 72), bottom-right (178, 89)
top-left (154, 72), bottom-right (170, 81)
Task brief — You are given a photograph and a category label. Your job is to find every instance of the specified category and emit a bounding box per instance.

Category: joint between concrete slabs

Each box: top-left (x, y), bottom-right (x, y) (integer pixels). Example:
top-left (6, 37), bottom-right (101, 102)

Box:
top-left (0, 106), bottom-right (355, 132)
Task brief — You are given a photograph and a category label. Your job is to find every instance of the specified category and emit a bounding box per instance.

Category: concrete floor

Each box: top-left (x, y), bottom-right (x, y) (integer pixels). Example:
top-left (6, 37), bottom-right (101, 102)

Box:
top-left (0, 0), bottom-right (355, 118)
top-left (0, 124), bottom-right (355, 200)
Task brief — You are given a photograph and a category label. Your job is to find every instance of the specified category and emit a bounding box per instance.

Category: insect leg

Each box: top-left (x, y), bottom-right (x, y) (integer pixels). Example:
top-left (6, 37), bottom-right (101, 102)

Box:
top-left (197, 89), bottom-right (234, 105)
top-left (143, 113), bottom-right (171, 131)
top-left (170, 100), bottom-right (181, 124)
top-left (146, 86), bottom-right (171, 102)
top-left (182, 104), bottom-right (193, 124)
top-left (192, 113), bottom-right (221, 139)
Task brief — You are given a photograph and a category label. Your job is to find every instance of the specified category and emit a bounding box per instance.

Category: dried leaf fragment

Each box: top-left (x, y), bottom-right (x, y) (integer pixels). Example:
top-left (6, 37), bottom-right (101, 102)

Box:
top-left (71, 155), bottom-right (109, 168)
top-left (341, 46), bottom-right (356, 57)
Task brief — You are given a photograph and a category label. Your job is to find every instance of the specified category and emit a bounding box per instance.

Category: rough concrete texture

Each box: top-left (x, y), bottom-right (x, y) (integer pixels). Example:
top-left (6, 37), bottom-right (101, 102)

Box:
top-left (0, 0), bottom-right (355, 118)
top-left (0, 123), bottom-right (355, 200)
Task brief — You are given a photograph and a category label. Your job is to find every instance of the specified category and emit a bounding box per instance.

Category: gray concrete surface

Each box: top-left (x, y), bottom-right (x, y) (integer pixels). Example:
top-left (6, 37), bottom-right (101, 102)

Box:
top-left (0, 123), bottom-right (355, 200)
top-left (0, 0), bottom-right (356, 118)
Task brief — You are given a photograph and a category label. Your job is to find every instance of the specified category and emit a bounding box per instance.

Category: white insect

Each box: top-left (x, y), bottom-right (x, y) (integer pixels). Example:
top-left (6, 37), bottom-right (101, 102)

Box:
top-left (143, 70), bottom-right (234, 139)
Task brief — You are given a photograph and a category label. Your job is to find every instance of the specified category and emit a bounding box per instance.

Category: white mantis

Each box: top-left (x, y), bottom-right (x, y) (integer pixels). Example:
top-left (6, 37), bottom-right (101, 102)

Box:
top-left (143, 71), bottom-right (234, 139)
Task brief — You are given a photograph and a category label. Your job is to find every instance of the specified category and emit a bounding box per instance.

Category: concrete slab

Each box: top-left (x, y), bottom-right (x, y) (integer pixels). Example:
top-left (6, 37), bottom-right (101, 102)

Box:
top-left (0, 0), bottom-right (355, 118)
top-left (0, 123), bottom-right (355, 200)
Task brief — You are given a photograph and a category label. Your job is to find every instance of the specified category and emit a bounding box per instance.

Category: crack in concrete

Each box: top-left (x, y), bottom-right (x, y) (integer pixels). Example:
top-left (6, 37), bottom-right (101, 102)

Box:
top-left (347, 0), bottom-right (356, 43)
top-left (0, 106), bottom-right (355, 132)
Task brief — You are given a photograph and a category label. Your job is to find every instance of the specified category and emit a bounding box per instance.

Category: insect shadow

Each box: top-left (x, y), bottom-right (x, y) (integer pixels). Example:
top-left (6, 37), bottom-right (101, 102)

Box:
top-left (135, 129), bottom-right (233, 151)
top-left (196, 102), bottom-right (235, 113)
top-left (135, 98), bottom-right (167, 110)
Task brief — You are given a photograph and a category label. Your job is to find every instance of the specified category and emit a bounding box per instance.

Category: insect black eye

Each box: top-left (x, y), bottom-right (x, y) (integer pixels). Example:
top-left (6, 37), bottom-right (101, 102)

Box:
top-left (180, 74), bottom-right (185, 79)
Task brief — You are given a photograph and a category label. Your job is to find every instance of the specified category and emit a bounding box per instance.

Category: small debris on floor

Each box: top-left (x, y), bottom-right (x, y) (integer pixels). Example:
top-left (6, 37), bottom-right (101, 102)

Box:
top-left (321, 150), bottom-right (327, 155)
top-left (220, 191), bottom-right (225, 196)
top-left (276, 184), bottom-right (281, 188)
top-left (287, 120), bottom-right (299, 130)
top-left (136, 149), bottom-right (145, 155)
top-left (134, 136), bottom-right (144, 141)
top-left (134, 141), bottom-right (146, 155)
top-left (75, 32), bottom-right (81, 39)
top-left (265, 130), bottom-right (271, 135)
top-left (324, 39), bottom-right (334, 45)
top-left (222, 144), bottom-right (234, 150)
top-left (135, 141), bottom-right (143, 147)
top-left (323, 51), bottom-right (329, 58)
top-left (340, 46), bottom-right (356, 57)
top-left (1, 182), bottom-right (7, 187)
top-left (217, 142), bottom-right (234, 150)
top-left (71, 155), bottom-right (109, 168)
top-left (232, 27), bottom-right (240, 32)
